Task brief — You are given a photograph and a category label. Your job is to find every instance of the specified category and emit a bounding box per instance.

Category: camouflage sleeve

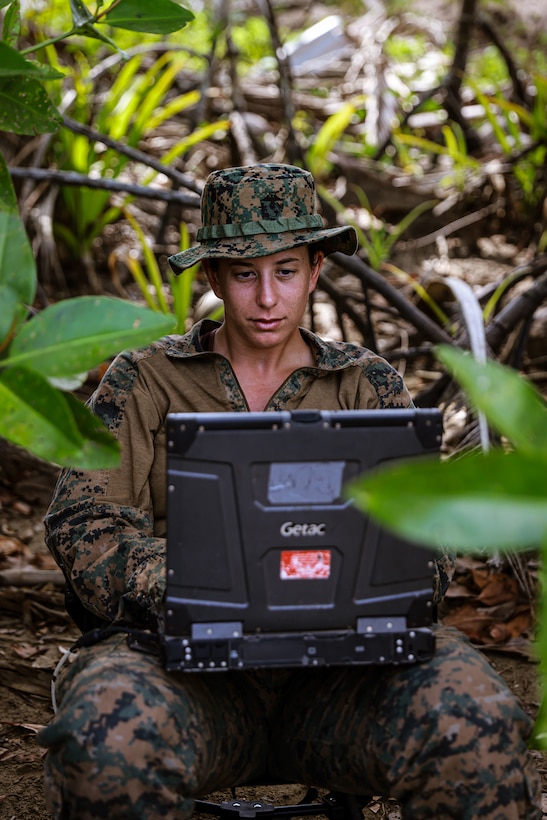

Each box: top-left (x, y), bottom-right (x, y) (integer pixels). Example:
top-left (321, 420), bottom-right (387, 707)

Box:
top-left (432, 548), bottom-right (456, 605)
top-left (360, 358), bottom-right (413, 408)
top-left (44, 350), bottom-right (165, 628)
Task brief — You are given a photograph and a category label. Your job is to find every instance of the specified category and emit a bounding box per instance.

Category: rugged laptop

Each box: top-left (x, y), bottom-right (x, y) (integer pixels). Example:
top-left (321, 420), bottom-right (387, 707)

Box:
top-left (162, 408), bottom-right (442, 672)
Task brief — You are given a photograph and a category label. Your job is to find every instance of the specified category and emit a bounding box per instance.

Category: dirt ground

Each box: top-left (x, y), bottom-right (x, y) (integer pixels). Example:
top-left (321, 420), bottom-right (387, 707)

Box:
top-left (1, 460), bottom-right (547, 819)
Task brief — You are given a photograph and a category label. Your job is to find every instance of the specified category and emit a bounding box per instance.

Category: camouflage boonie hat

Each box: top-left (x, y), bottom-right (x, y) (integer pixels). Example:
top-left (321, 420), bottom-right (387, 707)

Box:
top-left (168, 164), bottom-right (358, 273)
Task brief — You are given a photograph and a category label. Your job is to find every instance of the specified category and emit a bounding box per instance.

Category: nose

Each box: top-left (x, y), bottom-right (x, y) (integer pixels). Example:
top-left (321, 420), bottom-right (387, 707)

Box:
top-left (256, 273), bottom-right (277, 308)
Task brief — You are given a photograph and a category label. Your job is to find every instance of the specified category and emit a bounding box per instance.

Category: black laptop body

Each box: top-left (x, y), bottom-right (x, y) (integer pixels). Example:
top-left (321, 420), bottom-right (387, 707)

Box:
top-left (162, 408), bottom-right (442, 672)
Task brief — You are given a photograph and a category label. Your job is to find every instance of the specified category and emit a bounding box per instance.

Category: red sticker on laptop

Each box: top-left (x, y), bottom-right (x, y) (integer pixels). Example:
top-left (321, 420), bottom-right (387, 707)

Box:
top-left (280, 550), bottom-right (331, 579)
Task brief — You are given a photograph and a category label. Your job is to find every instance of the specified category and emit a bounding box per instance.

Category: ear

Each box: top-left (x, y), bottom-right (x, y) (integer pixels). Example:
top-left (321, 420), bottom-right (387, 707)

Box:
top-left (308, 250), bottom-right (324, 294)
top-left (203, 259), bottom-right (223, 299)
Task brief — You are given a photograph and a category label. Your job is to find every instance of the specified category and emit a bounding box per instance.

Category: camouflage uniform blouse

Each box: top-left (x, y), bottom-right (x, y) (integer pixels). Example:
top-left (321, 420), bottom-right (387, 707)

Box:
top-left (45, 319), bottom-right (452, 628)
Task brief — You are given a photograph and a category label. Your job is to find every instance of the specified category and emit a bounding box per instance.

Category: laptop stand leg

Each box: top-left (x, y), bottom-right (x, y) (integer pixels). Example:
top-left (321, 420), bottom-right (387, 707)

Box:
top-left (193, 789), bottom-right (370, 818)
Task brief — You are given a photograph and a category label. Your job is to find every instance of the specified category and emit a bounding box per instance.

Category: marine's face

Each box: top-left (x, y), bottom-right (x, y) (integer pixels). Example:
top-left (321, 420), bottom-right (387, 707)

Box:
top-left (204, 246), bottom-right (323, 351)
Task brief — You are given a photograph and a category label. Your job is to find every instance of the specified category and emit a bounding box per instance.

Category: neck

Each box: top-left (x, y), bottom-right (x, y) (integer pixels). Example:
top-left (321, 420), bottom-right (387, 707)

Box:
top-left (213, 324), bottom-right (313, 374)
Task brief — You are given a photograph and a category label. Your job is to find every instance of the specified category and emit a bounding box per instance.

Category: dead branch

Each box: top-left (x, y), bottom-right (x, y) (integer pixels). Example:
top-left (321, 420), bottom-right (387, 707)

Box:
top-left (256, 0), bottom-right (302, 165)
top-left (317, 270), bottom-right (375, 344)
top-left (416, 261), bottom-right (547, 406)
top-left (487, 268), bottom-right (547, 355)
top-left (331, 252), bottom-right (454, 346)
top-left (476, 11), bottom-right (529, 106)
top-left (61, 116), bottom-right (202, 194)
top-left (8, 166), bottom-right (200, 207)
top-left (0, 569), bottom-right (64, 587)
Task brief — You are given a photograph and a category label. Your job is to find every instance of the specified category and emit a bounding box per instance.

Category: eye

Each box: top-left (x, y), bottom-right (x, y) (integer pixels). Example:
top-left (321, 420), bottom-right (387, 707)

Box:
top-left (277, 268), bottom-right (296, 278)
top-left (233, 269), bottom-right (256, 280)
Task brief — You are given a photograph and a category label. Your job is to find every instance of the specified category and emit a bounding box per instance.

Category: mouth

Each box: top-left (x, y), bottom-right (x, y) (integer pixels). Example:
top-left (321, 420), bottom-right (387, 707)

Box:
top-left (252, 318), bottom-right (283, 331)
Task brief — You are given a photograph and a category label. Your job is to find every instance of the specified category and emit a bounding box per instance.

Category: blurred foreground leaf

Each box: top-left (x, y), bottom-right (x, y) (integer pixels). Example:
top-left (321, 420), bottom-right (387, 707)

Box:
top-left (348, 449), bottom-right (547, 552)
top-left (0, 366), bottom-right (120, 468)
top-left (6, 296), bottom-right (176, 377)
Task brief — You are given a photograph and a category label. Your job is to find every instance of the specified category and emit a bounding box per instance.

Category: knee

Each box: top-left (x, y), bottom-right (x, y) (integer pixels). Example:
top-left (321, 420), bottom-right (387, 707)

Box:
top-left (38, 653), bottom-right (200, 819)
top-left (393, 639), bottom-right (534, 758)
top-left (374, 634), bottom-right (537, 795)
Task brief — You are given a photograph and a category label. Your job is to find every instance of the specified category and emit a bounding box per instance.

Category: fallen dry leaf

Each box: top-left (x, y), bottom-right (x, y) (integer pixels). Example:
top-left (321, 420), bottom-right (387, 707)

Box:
top-left (477, 572), bottom-right (519, 606)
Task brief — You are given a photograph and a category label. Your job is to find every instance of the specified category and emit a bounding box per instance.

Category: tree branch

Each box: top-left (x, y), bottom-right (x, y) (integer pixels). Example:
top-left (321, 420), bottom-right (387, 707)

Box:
top-left (331, 252), bottom-right (455, 346)
top-left (9, 166), bottom-right (200, 207)
top-left (62, 115), bottom-right (202, 194)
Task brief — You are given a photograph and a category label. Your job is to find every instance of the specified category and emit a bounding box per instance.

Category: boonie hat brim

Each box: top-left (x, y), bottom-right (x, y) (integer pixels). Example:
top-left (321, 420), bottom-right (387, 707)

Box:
top-left (168, 224), bottom-right (357, 273)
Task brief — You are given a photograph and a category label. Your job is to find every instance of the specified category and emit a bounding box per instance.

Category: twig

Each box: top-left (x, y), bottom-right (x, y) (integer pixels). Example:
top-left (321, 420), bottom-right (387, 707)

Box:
top-left (397, 201), bottom-right (500, 250)
top-left (9, 167), bottom-right (200, 207)
top-left (229, 111), bottom-right (258, 165)
top-left (331, 252), bottom-right (454, 346)
top-left (0, 569), bottom-right (65, 587)
top-left (62, 115), bottom-right (202, 194)
top-left (256, 0), bottom-right (302, 165)
top-left (375, 0), bottom-right (482, 159)
top-left (416, 261), bottom-right (547, 405)
top-left (318, 270), bottom-right (375, 344)
top-left (222, 6), bottom-right (258, 165)
top-left (476, 12), bottom-right (529, 106)
top-left (486, 269), bottom-right (547, 355)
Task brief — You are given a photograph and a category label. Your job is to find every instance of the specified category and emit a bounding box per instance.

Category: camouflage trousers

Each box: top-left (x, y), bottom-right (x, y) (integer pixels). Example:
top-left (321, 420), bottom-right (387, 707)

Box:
top-left (37, 625), bottom-right (542, 819)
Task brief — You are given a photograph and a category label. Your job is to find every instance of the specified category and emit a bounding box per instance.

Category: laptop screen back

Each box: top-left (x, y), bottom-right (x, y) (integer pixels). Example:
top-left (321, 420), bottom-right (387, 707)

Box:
top-left (163, 408), bottom-right (442, 671)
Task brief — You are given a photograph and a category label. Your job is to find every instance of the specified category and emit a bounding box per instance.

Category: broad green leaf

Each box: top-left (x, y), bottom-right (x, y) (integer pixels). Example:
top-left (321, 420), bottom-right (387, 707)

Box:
top-left (102, 0), bottom-right (194, 34)
top-left (437, 345), bottom-right (547, 456)
top-left (0, 76), bottom-right (62, 134)
top-left (2, 0), bottom-right (20, 45)
top-left (7, 296), bottom-right (176, 377)
top-left (348, 449), bottom-right (547, 551)
top-left (0, 42), bottom-right (62, 79)
top-left (0, 151), bottom-right (18, 212)
top-left (0, 210), bottom-right (37, 308)
top-left (0, 366), bottom-right (119, 468)
top-left (534, 540), bottom-right (547, 749)
top-left (0, 284), bottom-right (19, 342)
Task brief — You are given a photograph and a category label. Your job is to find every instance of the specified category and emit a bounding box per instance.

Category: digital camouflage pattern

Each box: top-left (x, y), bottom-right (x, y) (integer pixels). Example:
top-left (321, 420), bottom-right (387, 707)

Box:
top-left (38, 318), bottom-right (540, 818)
top-left (38, 628), bottom-right (541, 819)
top-left (168, 164), bottom-right (358, 272)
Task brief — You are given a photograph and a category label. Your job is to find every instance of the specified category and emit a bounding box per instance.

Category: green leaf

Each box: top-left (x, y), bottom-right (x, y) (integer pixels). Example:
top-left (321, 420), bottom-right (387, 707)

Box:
top-left (307, 101), bottom-right (357, 179)
top-left (69, 0), bottom-right (94, 26)
top-left (0, 284), bottom-right (19, 342)
top-left (2, 0), bottom-right (20, 45)
top-left (0, 210), bottom-right (37, 309)
top-left (0, 151), bottom-right (18, 212)
top-left (347, 449), bottom-right (547, 552)
top-left (0, 366), bottom-right (120, 468)
top-left (7, 296), bottom-right (176, 377)
top-left (0, 41), bottom-right (62, 79)
top-left (534, 536), bottom-right (547, 749)
top-left (437, 345), bottom-right (547, 456)
top-left (102, 0), bottom-right (194, 34)
top-left (0, 76), bottom-right (62, 135)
